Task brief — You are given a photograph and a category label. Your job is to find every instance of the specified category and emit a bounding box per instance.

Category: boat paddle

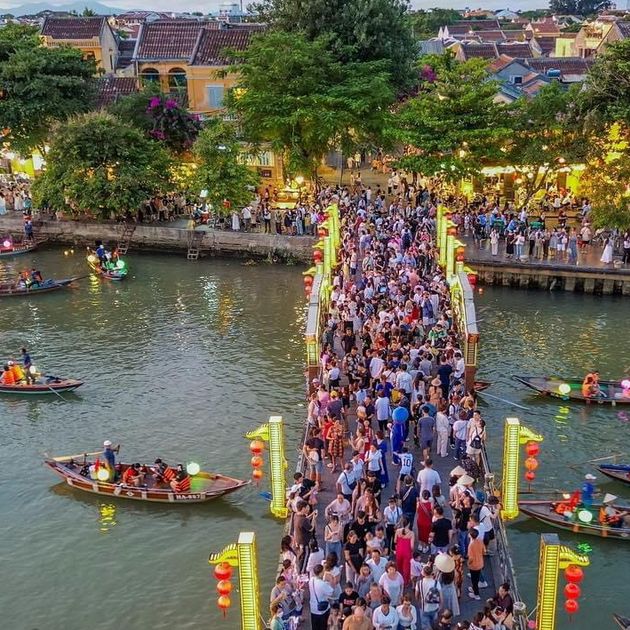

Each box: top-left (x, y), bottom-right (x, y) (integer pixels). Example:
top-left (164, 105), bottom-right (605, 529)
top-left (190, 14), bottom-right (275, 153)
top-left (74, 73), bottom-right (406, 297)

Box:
top-left (52, 450), bottom-right (104, 462)
top-left (478, 391), bottom-right (530, 411)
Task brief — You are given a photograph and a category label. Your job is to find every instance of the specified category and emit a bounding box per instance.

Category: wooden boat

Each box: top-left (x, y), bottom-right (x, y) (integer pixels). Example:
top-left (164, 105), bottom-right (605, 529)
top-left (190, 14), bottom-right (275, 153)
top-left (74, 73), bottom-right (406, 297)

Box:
top-left (45, 457), bottom-right (249, 504)
top-left (597, 464), bottom-right (630, 486)
top-left (86, 254), bottom-right (128, 281)
top-left (512, 375), bottom-right (630, 405)
top-left (518, 499), bottom-right (630, 540)
top-left (474, 379), bottom-right (492, 392)
top-left (0, 239), bottom-right (37, 257)
top-left (613, 613), bottom-right (630, 629)
top-left (0, 277), bottom-right (77, 297)
top-left (0, 378), bottom-right (83, 395)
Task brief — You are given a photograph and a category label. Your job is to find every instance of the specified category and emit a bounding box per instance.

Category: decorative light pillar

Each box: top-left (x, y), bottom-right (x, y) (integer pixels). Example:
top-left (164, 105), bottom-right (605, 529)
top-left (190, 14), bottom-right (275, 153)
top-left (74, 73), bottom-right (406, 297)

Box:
top-left (536, 533), bottom-right (589, 630)
top-left (245, 416), bottom-right (288, 518)
top-left (501, 417), bottom-right (544, 520)
top-left (209, 532), bottom-right (262, 630)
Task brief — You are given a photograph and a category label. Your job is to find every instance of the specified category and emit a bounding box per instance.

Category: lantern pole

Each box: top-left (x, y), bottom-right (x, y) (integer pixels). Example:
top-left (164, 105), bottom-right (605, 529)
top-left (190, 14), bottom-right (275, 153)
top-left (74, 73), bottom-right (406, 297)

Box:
top-left (246, 417), bottom-right (288, 518)
top-left (209, 532), bottom-right (262, 630)
top-left (536, 533), bottom-right (589, 630)
top-left (501, 418), bottom-right (544, 520)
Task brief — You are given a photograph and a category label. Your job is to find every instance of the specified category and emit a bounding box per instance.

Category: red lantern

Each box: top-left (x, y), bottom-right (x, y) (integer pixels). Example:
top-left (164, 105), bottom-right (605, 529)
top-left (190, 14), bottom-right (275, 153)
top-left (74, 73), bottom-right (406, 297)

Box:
top-left (565, 565), bottom-right (584, 584)
top-left (214, 562), bottom-right (233, 581)
top-left (303, 275), bottom-right (313, 287)
top-left (313, 250), bottom-right (323, 263)
top-left (217, 580), bottom-right (233, 596)
top-left (448, 226), bottom-right (457, 236)
top-left (564, 583), bottom-right (581, 599)
top-left (525, 457), bottom-right (539, 472)
top-left (525, 471), bottom-right (536, 482)
top-left (249, 439), bottom-right (264, 455)
top-left (252, 468), bottom-right (264, 480)
top-left (564, 599), bottom-right (579, 615)
top-left (251, 455), bottom-right (263, 468)
top-left (318, 227), bottom-right (328, 237)
top-left (467, 273), bottom-right (477, 287)
top-left (217, 594), bottom-right (231, 616)
top-left (525, 442), bottom-right (540, 457)
top-left (456, 247), bottom-right (465, 262)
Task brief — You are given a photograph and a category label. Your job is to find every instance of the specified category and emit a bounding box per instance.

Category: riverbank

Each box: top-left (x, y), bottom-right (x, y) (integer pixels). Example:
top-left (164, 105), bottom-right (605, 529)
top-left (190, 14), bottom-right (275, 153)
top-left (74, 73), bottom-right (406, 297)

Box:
top-left (0, 216), bottom-right (315, 263)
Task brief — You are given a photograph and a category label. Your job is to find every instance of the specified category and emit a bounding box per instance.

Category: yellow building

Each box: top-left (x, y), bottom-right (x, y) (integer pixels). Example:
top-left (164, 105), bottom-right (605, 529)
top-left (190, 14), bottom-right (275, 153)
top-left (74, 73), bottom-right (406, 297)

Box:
top-left (41, 16), bottom-right (119, 74)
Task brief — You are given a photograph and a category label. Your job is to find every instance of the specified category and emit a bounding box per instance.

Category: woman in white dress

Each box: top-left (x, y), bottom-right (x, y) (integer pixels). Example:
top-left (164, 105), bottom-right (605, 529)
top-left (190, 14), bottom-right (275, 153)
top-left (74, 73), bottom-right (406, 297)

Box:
top-left (490, 229), bottom-right (499, 256)
top-left (231, 209), bottom-right (240, 231)
top-left (600, 238), bottom-right (614, 264)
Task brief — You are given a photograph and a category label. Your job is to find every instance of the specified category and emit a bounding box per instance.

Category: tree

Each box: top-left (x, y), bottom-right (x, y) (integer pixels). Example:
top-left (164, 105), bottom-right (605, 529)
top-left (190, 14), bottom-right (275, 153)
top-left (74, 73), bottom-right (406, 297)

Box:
top-left (0, 45), bottom-right (96, 155)
top-left (227, 32), bottom-right (394, 182)
top-left (253, 0), bottom-right (415, 89)
top-left (32, 112), bottom-right (172, 220)
top-left (502, 82), bottom-right (588, 209)
top-left (394, 52), bottom-right (509, 178)
top-left (0, 23), bottom-right (39, 62)
top-left (408, 8), bottom-right (461, 39)
top-left (82, 7), bottom-right (96, 16)
top-left (191, 119), bottom-right (259, 214)
top-left (109, 89), bottom-right (202, 155)
top-left (580, 39), bottom-right (630, 126)
top-left (548, 0), bottom-right (612, 15)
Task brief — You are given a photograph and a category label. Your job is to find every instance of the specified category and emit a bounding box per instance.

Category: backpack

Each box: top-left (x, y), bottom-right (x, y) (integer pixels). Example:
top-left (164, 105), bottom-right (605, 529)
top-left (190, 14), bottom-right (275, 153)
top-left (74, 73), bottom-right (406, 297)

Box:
top-left (421, 579), bottom-right (441, 606)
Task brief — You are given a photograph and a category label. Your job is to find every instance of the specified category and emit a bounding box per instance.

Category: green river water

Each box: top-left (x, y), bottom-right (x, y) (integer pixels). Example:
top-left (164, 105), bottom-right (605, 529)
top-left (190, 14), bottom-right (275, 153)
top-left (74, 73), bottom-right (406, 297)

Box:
top-left (0, 250), bottom-right (628, 629)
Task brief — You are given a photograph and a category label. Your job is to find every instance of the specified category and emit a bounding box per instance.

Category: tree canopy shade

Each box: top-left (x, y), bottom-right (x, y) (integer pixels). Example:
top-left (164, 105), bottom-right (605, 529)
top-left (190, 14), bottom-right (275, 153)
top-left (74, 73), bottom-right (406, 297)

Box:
top-left (252, 0), bottom-right (415, 89)
top-left (408, 8), bottom-right (461, 40)
top-left (579, 39), bottom-right (630, 127)
top-left (502, 82), bottom-right (588, 208)
top-left (191, 119), bottom-right (259, 214)
top-left (548, 0), bottom-right (612, 15)
top-left (32, 112), bottom-right (172, 220)
top-left (0, 23), bottom-right (39, 62)
top-left (0, 44), bottom-right (97, 156)
top-left (227, 32), bottom-right (394, 182)
top-left (393, 52), bottom-right (509, 178)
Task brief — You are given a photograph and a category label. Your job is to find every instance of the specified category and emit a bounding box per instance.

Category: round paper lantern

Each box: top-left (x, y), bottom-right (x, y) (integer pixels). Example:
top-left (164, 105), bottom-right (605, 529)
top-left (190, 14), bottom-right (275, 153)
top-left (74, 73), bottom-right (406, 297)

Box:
top-left (564, 599), bottom-right (579, 615)
top-left (525, 457), bottom-right (539, 472)
top-left (214, 562), bottom-right (233, 581)
top-left (217, 580), bottom-right (233, 596)
top-left (565, 565), bottom-right (584, 584)
top-left (303, 275), bottom-right (313, 287)
top-left (218, 594), bottom-right (231, 611)
top-left (313, 250), bottom-right (323, 263)
top-left (525, 442), bottom-right (540, 457)
top-left (577, 509), bottom-right (593, 524)
top-left (251, 455), bottom-right (263, 468)
top-left (96, 467), bottom-right (110, 482)
top-left (252, 469), bottom-right (264, 480)
top-left (186, 462), bottom-right (200, 476)
top-left (564, 583), bottom-right (581, 599)
top-left (559, 383), bottom-right (571, 396)
top-left (467, 273), bottom-right (477, 287)
top-left (525, 471), bottom-right (536, 482)
top-left (249, 439), bottom-right (264, 455)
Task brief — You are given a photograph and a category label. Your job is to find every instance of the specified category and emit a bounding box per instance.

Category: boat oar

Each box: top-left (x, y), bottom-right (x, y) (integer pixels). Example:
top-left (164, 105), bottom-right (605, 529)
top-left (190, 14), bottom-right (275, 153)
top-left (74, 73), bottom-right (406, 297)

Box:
top-left (568, 453), bottom-right (626, 470)
top-left (52, 450), bottom-right (104, 462)
top-left (479, 391), bottom-right (530, 411)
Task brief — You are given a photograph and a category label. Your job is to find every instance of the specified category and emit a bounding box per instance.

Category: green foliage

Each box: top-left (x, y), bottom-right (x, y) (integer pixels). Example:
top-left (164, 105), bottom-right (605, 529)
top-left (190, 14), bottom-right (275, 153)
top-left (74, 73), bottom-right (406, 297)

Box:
top-left (580, 39), bottom-right (630, 126)
top-left (502, 82), bottom-right (587, 208)
top-left (0, 23), bottom-right (39, 62)
top-left (32, 112), bottom-right (172, 219)
top-left (82, 7), bottom-right (96, 16)
top-left (0, 43), bottom-right (96, 155)
top-left (109, 89), bottom-right (202, 155)
top-left (253, 0), bottom-right (414, 89)
top-left (191, 119), bottom-right (259, 214)
top-left (227, 31), bottom-right (394, 181)
top-left (394, 52), bottom-right (509, 178)
top-left (549, 0), bottom-right (612, 15)
top-left (408, 8), bottom-right (461, 40)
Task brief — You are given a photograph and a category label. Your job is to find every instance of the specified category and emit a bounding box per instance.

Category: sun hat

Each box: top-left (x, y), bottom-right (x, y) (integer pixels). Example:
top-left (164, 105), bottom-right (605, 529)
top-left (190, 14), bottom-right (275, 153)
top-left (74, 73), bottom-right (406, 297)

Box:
top-left (450, 466), bottom-right (466, 477)
top-left (434, 553), bottom-right (455, 573)
top-left (457, 474), bottom-right (474, 486)
top-left (602, 493), bottom-right (617, 504)
top-left (584, 474), bottom-right (596, 481)
top-left (103, 440), bottom-right (112, 447)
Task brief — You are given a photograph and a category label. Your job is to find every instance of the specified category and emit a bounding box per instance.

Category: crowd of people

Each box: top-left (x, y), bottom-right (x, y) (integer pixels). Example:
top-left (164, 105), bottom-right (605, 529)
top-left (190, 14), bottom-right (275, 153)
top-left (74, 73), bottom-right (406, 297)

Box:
top-left (269, 185), bottom-right (516, 630)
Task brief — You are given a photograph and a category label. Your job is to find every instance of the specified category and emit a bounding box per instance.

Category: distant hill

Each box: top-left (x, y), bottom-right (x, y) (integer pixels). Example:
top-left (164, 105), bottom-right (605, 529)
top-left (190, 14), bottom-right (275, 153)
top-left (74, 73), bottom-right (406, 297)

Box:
top-left (5, 1), bottom-right (124, 16)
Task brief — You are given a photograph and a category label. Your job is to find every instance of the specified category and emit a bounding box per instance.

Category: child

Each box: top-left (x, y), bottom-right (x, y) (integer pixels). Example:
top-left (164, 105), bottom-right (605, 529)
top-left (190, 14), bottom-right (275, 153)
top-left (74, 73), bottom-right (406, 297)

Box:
top-left (410, 550), bottom-right (423, 591)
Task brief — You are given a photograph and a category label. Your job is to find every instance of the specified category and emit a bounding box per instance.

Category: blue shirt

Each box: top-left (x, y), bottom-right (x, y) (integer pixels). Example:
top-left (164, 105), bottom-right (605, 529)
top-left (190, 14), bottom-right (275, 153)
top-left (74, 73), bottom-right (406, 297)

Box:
top-left (22, 352), bottom-right (31, 368)
top-left (103, 447), bottom-right (116, 469)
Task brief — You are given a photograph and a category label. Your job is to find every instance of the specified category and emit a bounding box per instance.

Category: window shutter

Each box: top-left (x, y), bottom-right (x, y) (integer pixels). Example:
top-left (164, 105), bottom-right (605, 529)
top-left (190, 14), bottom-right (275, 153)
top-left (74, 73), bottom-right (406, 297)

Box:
top-left (207, 86), bottom-right (225, 108)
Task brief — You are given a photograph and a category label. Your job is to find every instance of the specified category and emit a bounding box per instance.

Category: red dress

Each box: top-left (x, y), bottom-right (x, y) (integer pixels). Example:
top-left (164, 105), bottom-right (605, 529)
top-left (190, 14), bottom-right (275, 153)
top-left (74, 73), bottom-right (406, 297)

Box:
top-left (416, 500), bottom-right (433, 546)
top-left (395, 534), bottom-right (412, 585)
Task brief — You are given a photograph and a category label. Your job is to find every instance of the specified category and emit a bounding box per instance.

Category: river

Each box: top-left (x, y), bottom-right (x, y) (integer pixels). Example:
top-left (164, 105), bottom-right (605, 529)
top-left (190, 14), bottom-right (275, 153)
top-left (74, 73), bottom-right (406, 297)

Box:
top-left (0, 251), bottom-right (628, 629)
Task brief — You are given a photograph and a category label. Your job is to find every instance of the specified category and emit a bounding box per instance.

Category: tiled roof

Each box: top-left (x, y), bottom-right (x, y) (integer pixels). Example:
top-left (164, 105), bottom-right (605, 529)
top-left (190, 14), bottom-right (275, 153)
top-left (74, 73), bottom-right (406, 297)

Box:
top-left (460, 42), bottom-right (498, 60)
top-left (532, 35), bottom-right (557, 55)
top-left (487, 54), bottom-right (516, 72)
top-left (616, 21), bottom-right (630, 38)
top-left (473, 29), bottom-right (507, 42)
top-left (41, 16), bottom-right (105, 39)
top-left (229, 23), bottom-right (267, 31)
top-left (524, 56), bottom-right (593, 76)
top-left (497, 41), bottom-right (533, 57)
top-left (96, 76), bottom-right (138, 107)
top-left (190, 27), bottom-right (253, 66)
top-left (134, 20), bottom-right (218, 61)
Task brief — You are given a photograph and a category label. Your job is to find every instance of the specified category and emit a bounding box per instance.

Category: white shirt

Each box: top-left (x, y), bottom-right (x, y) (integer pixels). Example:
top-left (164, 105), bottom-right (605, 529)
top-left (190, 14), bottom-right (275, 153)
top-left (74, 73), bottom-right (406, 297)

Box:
top-left (366, 449), bottom-right (383, 472)
top-left (373, 605), bottom-right (399, 630)
top-left (375, 396), bottom-right (390, 421)
top-left (396, 603), bottom-right (418, 629)
top-left (367, 556), bottom-right (388, 583)
top-left (308, 577), bottom-right (333, 615)
top-left (369, 357), bottom-right (385, 379)
top-left (399, 452), bottom-right (413, 475)
top-left (417, 467), bottom-right (441, 496)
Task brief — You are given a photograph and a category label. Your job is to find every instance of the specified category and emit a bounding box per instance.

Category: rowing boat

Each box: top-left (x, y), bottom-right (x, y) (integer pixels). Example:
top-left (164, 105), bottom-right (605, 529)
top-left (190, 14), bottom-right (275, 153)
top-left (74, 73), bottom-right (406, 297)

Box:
top-left (45, 457), bottom-right (249, 504)
top-left (518, 499), bottom-right (630, 540)
top-left (0, 240), bottom-right (37, 257)
top-left (597, 464), bottom-right (630, 486)
top-left (614, 613), bottom-right (630, 629)
top-left (86, 254), bottom-right (128, 281)
top-left (0, 277), bottom-right (77, 297)
top-left (0, 378), bottom-right (83, 395)
top-left (512, 375), bottom-right (630, 405)
top-left (474, 379), bottom-right (492, 392)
